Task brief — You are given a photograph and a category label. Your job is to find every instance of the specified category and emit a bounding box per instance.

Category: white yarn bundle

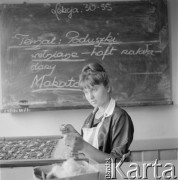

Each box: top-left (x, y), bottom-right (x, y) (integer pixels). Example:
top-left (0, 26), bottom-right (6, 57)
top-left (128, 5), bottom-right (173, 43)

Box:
top-left (47, 158), bottom-right (96, 179)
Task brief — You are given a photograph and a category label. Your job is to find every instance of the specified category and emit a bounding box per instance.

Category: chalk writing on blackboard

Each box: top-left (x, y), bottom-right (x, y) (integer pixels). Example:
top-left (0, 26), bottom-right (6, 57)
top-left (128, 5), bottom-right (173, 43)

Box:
top-left (9, 31), bottom-right (161, 95)
top-left (31, 77), bottom-right (80, 92)
top-left (121, 44), bottom-right (160, 56)
top-left (51, 3), bottom-right (113, 20)
top-left (11, 32), bottom-right (118, 49)
top-left (0, 0), bottom-right (172, 113)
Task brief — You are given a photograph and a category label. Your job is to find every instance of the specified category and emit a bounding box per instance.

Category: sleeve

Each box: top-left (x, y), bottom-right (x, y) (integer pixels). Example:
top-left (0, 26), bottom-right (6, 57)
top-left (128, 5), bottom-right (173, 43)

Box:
top-left (110, 111), bottom-right (134, 161)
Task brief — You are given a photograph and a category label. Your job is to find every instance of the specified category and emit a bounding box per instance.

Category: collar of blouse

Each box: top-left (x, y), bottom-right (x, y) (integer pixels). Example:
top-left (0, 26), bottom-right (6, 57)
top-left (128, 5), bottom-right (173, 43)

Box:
top-left (93, 98), bottom-right (116, 119)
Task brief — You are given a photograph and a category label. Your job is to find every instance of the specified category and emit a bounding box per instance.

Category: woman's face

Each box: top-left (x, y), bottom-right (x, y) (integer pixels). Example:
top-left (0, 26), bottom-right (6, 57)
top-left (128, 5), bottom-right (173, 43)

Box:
top-left (83, 83), bottom-right (110, 108)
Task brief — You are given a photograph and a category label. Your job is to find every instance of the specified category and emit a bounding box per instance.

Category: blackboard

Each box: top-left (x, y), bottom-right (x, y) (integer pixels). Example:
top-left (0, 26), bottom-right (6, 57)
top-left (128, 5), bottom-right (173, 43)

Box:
top-left (0, 0), bottom-right (172, 113)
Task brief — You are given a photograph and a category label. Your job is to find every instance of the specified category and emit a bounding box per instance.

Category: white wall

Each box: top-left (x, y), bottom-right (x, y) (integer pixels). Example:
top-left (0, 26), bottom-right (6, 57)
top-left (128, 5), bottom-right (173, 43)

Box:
top-left (0, 0), bottom-right (178, 142)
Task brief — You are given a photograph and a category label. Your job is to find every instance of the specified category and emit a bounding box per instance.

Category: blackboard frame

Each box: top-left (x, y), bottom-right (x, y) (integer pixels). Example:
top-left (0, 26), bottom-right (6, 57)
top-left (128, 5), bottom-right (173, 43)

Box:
top-left (0, 0), bottom-right (173, 113)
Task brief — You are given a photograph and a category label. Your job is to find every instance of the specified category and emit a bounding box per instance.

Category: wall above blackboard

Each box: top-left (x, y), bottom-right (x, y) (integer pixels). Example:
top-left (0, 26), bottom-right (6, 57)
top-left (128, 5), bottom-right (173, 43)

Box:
top-left (0, 0), bottom-right (172, 113)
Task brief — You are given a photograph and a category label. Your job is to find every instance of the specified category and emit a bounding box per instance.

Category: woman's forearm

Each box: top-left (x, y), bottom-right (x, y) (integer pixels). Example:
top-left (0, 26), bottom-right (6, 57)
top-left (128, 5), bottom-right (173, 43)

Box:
top-left (81, 141), bottom-right (116, 164)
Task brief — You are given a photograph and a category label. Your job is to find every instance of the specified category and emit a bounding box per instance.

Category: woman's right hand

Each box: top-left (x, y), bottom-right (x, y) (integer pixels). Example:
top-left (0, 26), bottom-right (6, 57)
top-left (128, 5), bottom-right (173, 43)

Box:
top-left (59, 124), bottom-right (78, 134)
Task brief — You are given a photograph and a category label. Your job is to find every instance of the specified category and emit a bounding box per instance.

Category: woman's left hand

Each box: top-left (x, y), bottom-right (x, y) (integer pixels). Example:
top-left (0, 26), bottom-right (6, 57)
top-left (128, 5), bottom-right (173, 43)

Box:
top-left (65, 133), bottom-right (86, 152)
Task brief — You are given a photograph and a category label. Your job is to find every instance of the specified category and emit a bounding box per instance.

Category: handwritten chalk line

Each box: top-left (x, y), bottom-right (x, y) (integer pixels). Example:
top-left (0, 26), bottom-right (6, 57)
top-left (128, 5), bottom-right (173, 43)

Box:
top-left (32, 59), bottom-right (86, 62)
top-left (7, 40), bottom-right (160, 49)
top-left (8, 44), bottom-right (61, 50)
top-left (8, 42), bottom-right (119, 50)
top-left (81, 52), bottom-right (90, 54)
top-left (154, 50), bottom-right (162, 53)
top-left (129, 72), bottom-right (162, 75)
top-left (32, 87), bottom-right (81, 93)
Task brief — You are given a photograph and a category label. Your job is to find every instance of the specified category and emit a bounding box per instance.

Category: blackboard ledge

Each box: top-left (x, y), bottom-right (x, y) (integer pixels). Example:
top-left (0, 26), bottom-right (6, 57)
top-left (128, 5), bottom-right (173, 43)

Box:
top-left (0, 100), bottom-right (173, 113)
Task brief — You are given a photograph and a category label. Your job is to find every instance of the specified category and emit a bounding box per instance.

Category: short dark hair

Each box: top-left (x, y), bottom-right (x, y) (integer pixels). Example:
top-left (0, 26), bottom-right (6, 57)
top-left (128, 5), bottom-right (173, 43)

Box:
top-left (79, 63), bottom-right (109, 90)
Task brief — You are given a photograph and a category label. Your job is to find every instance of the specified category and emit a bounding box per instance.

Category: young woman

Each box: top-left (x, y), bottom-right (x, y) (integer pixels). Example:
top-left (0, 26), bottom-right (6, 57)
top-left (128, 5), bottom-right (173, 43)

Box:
top-left (60, 62), bottom-right (134, 163)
